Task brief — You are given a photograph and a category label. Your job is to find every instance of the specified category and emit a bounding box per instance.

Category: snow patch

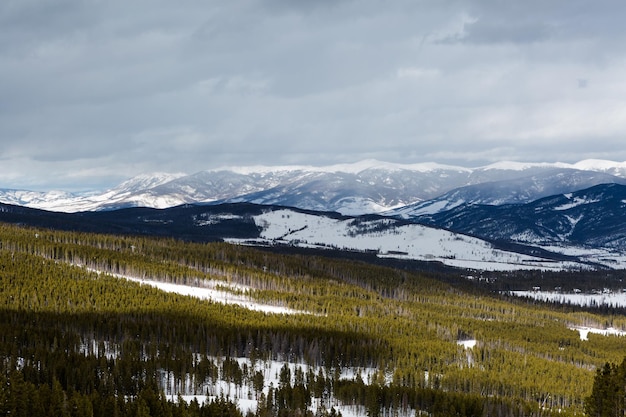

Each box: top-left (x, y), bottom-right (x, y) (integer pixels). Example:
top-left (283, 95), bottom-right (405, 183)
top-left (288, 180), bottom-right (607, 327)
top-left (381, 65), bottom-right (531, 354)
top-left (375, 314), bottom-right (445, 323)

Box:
top-left (393, 199), bottom-right (464, 218)
top-left (129, 277), bottom-right (308, 315)
top-left (168, 357), bottom-right (397, 417)
top-left (508, 290), bottom-right (626, 308)
top-left (89, 268), bottom-right (309, 315)
top-left (570, 326), bottom-right (626, 341)
top-left (457, 340), bottom-right (477, 349)
top-left (554, 197), bottom-right (600, 211)
top-left (480, 161), bottom-right (569, 171)
top-left (216, 159), bottom-right (471, 176)
top-left (193, 213), bottom-right (244, 226)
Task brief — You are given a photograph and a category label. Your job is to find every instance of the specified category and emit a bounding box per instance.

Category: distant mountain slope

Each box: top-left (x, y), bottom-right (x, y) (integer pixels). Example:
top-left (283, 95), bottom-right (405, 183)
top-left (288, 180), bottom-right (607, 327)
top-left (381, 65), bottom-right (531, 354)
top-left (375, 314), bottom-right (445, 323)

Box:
top-left (3, 159), bottom-right (626, 214)
top-left (0, 172), bottom-right (186, 212)
top-left (391, 168), bottom-right (626, 217)
top-left (416, 183), bottom-right (626, 251)
top-left (0, 201), bottom-right (265, 241)
top-left (0, 199), bottom-right (617, 271)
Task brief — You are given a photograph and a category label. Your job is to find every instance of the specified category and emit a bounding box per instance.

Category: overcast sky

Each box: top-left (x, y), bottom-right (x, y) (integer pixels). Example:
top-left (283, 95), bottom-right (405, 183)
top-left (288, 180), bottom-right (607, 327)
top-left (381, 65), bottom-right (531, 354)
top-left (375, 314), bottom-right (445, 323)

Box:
top-left (2, 0), bottom-right (626, 191)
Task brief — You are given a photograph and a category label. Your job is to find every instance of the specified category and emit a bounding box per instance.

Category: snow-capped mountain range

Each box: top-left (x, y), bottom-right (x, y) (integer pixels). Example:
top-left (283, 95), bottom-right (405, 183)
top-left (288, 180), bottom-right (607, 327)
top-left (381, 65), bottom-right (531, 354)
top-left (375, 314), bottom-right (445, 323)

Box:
top-left (388, 168), bottom-right (626, 218)
top-left (4, 159), bottom-right (626, 271)
top-left (3, 159), bottom-right (626, 215)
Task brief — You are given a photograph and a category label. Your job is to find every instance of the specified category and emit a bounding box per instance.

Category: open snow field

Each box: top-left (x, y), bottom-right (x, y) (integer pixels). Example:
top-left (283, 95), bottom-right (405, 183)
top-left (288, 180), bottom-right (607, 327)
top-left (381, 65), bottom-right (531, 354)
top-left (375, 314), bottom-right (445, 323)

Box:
top-left (570, 326), bottom-right (626, 341)
top-left (509, 290), bottom-right (626, 308)
top-left (228, 209), bottom-right (584, 271)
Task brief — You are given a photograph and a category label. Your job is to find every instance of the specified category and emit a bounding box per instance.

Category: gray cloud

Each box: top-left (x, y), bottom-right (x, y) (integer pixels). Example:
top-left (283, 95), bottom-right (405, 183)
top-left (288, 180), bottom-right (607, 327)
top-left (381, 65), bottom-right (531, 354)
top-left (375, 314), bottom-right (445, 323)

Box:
top-left (459, 20), bottom-right (554, 44)
top-left (1, 0), bottom-right (626, 190)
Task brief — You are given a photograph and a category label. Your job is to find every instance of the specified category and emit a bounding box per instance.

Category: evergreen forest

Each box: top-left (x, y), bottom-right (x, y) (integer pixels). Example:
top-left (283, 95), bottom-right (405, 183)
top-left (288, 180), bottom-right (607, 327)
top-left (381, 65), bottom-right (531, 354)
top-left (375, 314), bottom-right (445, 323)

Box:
top-left (1, 222), bottom-right (626, 416)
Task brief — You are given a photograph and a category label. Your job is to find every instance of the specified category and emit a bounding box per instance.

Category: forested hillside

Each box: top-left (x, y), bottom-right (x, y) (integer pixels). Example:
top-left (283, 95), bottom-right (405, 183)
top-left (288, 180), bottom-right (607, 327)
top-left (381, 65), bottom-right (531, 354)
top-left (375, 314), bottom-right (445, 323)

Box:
top-left (1, 222), bottom-right (626, 416)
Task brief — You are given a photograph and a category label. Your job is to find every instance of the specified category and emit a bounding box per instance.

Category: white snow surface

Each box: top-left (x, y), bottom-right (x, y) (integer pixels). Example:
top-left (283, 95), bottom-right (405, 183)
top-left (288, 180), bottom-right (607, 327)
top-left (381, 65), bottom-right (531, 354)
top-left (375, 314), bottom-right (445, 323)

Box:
top-left (481, 159), bottom-right (626, 174)
top-left (114, 172), bottom-right (187, 192)
top-left (570, 326), bottom-right (626, 341)
top-left (125, 277), bottom-right (308, 315)
top-left (169, 357), bottom-right (402, 417)
top-left (480, 161), bottom-right (571, 171)
top-left (554, 196), bottom-right (601, 211)
top-left (573, 159), bottom-right (626, 173)
top-left (228, 209), bottom-right (584, 271)
top-left (509, 290), bottom-right (626, 308)
top-left (457, 340), bottom-right (477, 349)
top-left (391, 198), bottom-right (465, 218)
top-left (217, 159), bottom-right (471, 175)
top-left (331, 197), bottom-right (406, 216)
top-left (507, 291), bottom-right (626, 341)
top-left (536, 244), bottom-right (626, 269)
top-left (224, 158), bottom-right (626, 176)
top-left (11, 172), bottom-right (188, 212)
top-left (89, 268), bottom-right (308, 315)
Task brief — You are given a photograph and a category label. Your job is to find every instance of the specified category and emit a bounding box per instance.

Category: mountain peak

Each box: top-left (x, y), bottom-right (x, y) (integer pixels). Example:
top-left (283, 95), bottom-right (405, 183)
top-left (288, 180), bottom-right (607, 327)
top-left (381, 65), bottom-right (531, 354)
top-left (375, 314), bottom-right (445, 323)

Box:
top-left (3, 159), bottom-right (626, 214)
top-left (572, 159), bottom-right (626, 172)
top-left (114, 172), bottom-right (187, 191)
top-left (211, 159), bottom-right (471, 176)
top-left (479, 161), bottom-right (570, 171)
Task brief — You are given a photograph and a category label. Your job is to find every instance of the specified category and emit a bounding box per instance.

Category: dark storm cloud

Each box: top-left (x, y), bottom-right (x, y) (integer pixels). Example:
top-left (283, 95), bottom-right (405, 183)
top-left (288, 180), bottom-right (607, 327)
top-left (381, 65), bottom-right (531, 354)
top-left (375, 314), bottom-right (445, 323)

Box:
top-left (1, 0), bottom-right (626, 190)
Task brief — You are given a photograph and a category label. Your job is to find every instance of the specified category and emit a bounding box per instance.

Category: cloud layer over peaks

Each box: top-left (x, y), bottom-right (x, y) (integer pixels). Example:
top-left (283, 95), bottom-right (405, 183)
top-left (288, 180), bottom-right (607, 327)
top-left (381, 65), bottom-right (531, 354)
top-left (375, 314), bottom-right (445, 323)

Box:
top-left (1, 0), bottom-right (626, 190)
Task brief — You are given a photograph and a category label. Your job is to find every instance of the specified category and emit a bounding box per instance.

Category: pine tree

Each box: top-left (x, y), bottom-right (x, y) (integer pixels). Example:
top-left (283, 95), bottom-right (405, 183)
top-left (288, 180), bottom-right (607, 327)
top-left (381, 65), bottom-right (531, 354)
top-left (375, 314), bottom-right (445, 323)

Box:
top-left (585, 359), bottom-right (626, 417)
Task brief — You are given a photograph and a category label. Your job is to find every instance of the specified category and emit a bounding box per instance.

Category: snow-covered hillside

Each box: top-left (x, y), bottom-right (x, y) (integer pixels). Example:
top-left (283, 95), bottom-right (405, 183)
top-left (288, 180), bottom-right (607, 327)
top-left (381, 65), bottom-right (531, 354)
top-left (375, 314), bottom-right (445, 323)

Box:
top-left (227, 209), bottom-right (588, 271)
top-left (390, 168), bottom-right (626, 218)
top-left (414, 183), bottom-right (626, 263)
top-left (0, 172), bottom-right (187, 212)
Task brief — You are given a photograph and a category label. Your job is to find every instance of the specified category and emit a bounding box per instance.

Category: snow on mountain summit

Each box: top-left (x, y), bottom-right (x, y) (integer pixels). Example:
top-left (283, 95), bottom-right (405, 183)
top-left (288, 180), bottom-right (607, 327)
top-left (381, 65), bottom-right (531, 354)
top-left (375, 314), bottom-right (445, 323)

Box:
top-left (479, 161), bottom-right (570, 171)
top-left (3, 159), bottom-right (626, 214)
top-left (215, 160), bottom-right (471, 176)
top-left (111, 172), bottom-right (187, 194)
top-left (572, 159), bottom-right (626, 176)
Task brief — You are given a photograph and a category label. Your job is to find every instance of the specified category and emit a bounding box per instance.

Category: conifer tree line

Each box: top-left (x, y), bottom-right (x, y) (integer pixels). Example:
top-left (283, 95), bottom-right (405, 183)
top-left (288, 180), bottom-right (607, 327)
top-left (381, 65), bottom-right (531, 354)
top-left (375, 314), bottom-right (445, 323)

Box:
top-left (1, 222), bottom-right (626, 415)
top-left (585, 356), bottom-right (626, 417)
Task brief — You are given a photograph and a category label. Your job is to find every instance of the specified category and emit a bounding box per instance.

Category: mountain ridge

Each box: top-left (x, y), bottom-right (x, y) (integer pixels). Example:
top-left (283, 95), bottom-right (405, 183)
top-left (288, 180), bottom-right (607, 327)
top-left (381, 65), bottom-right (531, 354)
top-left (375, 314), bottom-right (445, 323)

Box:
top-left (3, 159), bottom-right (626, 214)
top-left (4, 181), bottom-right (626, 271)
top-left (413, 183), bottom-right (626, 265)
top-left (0, 199), bottom-right (597, 271)
top-left (389, 168), bottom-right (626, 218)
